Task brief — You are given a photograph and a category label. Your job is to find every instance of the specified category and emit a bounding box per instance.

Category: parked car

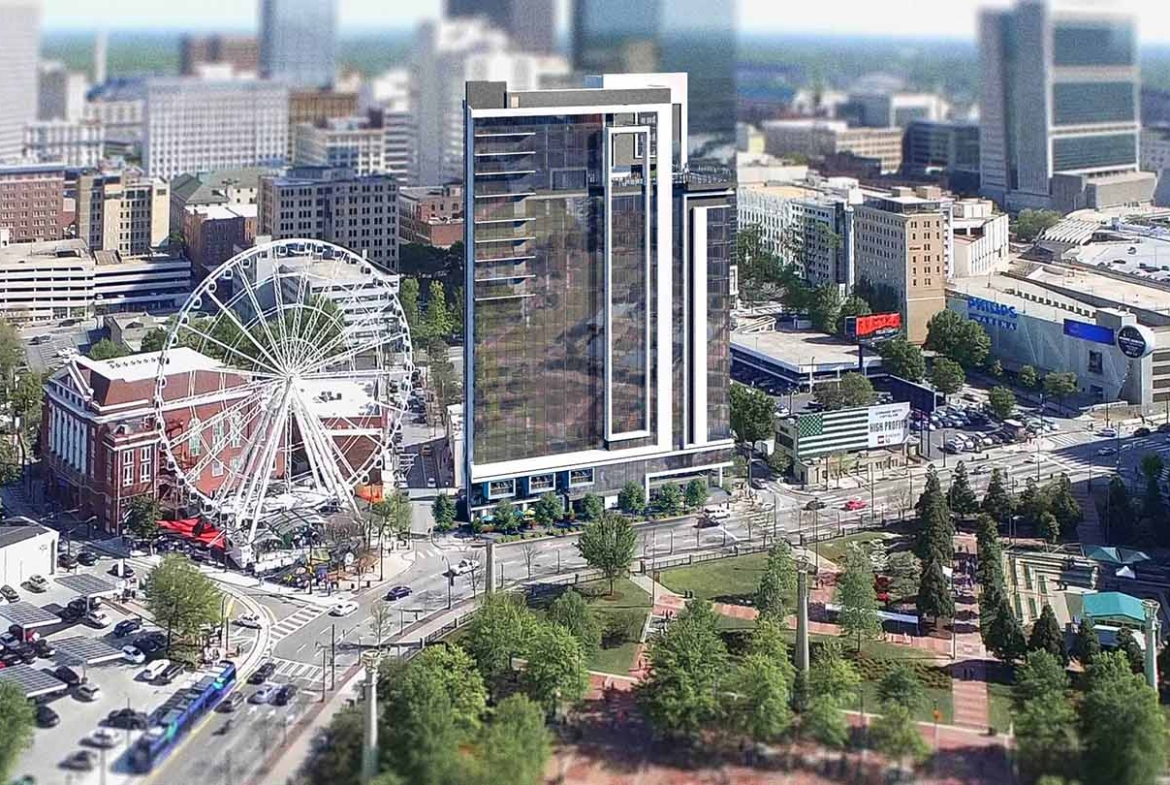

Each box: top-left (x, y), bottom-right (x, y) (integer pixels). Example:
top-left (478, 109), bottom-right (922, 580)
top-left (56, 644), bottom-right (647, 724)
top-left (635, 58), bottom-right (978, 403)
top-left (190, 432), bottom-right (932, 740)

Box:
top-left (106, 708), bottom-right (148, 730)
top-left (113, 619), bottom-right (142, 638)
top-left (76, 551), bottom-right (98, 566)
top-left (0, 651), bottom-right (22, 667)
top-left (0, 585), bottom-right (19, 603)
top-left (25, 575), bottom-right (47, 593)
top-left (108, 563), bottom-right (134, 578)
top-left (121, 645), bottom-right (145, 665)
top-left (35, 704), bottom-right (59, 728)
top-left (251, 684), bottom-right (278, 704)
top-left (273, 684), bottom-right (298, 705)
top-left (86, 727), bottom-right (119, 749)
top-left (384, 586), bottom-right (412, 601)
top-left (11, 643), bottom-right (36, 663)
top-left (58, 553), bottom-right (78, 569)
top-left (236, 612), bottom-right (262, 629)
top-left (59, 605), bottom-right (82, 623)
top-left (155, 662), bottom-right (185, 685)
top-left (33, 639), bottom-right (55, 658)
top-left (0, 631), bottom-right (18, 648)
top-left (61, 750), bottom-right (98, 771)
top-left (140, 659), bottom-right (170, 682)
top-left (249, 661), bottom-right (276, 684)
top-left (330, 601), bottom-right (359, 617)
top-left (55, 666), bottom-right (82, 686)
top-left (76, 682), bottom-right (101, 701)
top-left (85, 610), bottom-right (111, 628)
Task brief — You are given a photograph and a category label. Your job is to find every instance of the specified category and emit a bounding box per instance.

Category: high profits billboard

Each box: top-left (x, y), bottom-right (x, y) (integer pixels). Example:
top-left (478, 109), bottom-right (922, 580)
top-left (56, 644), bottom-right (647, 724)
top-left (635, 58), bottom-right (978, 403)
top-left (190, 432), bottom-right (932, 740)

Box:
top-left (846, 312), bottom-right (902, 341)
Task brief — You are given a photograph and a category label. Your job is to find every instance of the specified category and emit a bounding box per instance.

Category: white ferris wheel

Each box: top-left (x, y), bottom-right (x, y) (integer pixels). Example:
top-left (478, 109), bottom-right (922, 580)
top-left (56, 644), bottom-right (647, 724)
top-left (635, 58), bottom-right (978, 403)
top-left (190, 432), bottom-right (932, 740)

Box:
top-left (152, 239), bottom-right (413, 554)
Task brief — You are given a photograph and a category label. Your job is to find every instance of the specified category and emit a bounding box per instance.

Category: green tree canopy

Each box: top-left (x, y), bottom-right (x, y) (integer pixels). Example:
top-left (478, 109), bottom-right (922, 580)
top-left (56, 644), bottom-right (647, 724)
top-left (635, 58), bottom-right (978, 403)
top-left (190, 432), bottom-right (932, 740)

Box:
top-left (521, 621), bottom-right (589, 714)
top-left (981, 468), bottom-right (1015, 523)
top-left (876, 663), bottom-right (925, 712)
top-left (425, 280), bottom-right (453, 340)
top-left (1079, 650), bottom-right (1166, 785)
top-left (725, 652), bottom-right (795, 742)
top-left (87, 337), bottom-right (129, 361)
top-left (657, 483), bottom-right (684, 515)
top-left (684, 479), bottom-right (708, 510)
top-left (835, 294), bottom-right (872, 336)
top-left (876, 338), bottom-right (926, 382)
top-left (814, 371), bottom-right (875, 411)
top-left (917, 555), bottom-right (955, 623)
top-left (1018, 364), bottom-right (1038, 389)
top-left (580, 493), bottom-right (605, 522)
top-left (924, 309), bottom-right (990, 368)
top-left (0, 681), bottom-right (34, 784)
top-left (871, 702), bottom-right (930, 773)
top-left (987, 386), bottom-right (1016, 420)
top-left (124, 494), bottom-right (161, 540)
top-left (617, 481), bottom-right (646, 515)
top-left (807, 284), bottom-right (842, 333)
top-left (576, 512), bottom-right (637, 595)
top-left (531, 493), bottom-right (562, 527)
top-left (547, 589), bottom-right (601, 660)
top-left (754, 540), bottom-right (797, 621)
top-left (730, 382), bottom-right (775, 443)
top-left (947, 461), bottom-right (979, 516)
top-left (1042, 372), bottom-right (1077, 402)
top-left (1014, 209), bottom-right (1063, 242)
top-left (466, 694), bottom-right (550, 785)
top-left (463, 593), bottom-right (538, 694)
top-left (930, 357), bottom-right (966, 397)
top-left (1028, 605), bottom-right (1067, 664)
top-left (1070, 615), bottom-right (1101, 667)
top-left (1014, 651), bottom-right (1076, 783)
top-left (144, 555), bottom-right (224, 648)
top-left (140, 327), bottom-right (169, 353)
top-left (432, 492), bottom-right (456, 532)
top-left (836, 543), bottom-right (881, 650)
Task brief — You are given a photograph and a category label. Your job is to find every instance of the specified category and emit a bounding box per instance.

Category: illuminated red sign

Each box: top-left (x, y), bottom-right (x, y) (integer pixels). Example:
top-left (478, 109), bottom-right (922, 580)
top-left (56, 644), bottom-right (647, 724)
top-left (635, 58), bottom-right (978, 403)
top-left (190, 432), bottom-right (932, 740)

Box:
top-left (850, 312), bottom-right (902, 339)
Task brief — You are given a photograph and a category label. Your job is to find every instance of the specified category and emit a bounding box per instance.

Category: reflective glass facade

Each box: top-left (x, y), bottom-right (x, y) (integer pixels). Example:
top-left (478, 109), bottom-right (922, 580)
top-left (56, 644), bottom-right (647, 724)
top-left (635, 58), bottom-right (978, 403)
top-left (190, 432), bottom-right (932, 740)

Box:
top-left (1053, 82), bottom-right (1135, 126)
top-left (703, 203), bottom-right (733, 442)
top-left (1052, 133), bottom-right (1137, 171)
top-left (1053, 21), bottom-right (1135, 67)
top-left (609, 188), bottom-right (651, 435)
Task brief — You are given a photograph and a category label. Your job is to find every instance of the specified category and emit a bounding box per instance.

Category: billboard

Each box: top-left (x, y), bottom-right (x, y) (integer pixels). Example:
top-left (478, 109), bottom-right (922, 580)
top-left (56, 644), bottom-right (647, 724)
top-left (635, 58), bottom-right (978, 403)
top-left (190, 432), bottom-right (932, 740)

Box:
top-left (1117, 324), bottom-right (1156, 359)
top-left (1063, 319), bottom-right (1114, 345)
top-left (867, 402), bottom-right (910, 448)
top-left (846, 312), bottom-right (902, 340)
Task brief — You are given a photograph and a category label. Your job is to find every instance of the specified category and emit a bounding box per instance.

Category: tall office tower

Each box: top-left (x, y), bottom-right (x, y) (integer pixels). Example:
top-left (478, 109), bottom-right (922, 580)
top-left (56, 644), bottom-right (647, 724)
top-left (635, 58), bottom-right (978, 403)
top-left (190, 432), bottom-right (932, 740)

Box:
top-left (444, 0), bottom-right (556, 54)
top-left (93, 28), bottom-right (107, 86)
top-left (571, 0), bottom-right (737, 162)
top-left (143, 79), bottom-right (289, 180)
top-left (413, 18), bottom-right (570, 186)
top-left (979, 0), bottom-right (1152, 212)
top-left (38, 61), bottom-right (88, 122)
top-left (260, 0), bottom-right (337, 89)
top-left (462, 73), bottom-right (736, 515)
top-left (180, 34), bottom-right (261, 77)
top-left (0, 0), bottom-right (41, 162)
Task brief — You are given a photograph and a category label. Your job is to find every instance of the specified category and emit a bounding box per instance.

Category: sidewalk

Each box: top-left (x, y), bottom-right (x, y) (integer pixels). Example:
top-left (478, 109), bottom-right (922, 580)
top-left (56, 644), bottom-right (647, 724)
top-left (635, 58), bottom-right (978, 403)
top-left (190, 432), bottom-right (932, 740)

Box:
top-left (951, 532), bottom-right (991, 731)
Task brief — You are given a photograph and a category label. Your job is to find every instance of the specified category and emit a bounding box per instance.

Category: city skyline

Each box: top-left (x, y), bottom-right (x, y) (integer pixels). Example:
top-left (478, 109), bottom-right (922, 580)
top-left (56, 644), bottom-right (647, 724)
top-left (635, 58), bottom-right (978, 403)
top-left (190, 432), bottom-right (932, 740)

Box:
top-left (38, 0), bottom-right (1170, 43)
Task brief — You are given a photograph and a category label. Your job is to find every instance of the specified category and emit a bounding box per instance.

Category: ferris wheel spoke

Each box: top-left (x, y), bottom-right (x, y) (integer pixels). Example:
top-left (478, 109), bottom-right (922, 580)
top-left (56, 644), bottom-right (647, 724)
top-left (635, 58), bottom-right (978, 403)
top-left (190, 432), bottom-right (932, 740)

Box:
top-left (298, 305), bottom-right (399, 370)
top-left (182, 396), bottom-right (270, 482)
top-left (291, 391), bottom-right (358, 503)
top-left (177, 316), bottom-right (285, 378)
top-left (235, 385), bottom-right (295, 532)
top-left (301, 330), bottom-right (408, 377)
top-left (168, 381), bottom-right (275, 446)
top-left (203, 288), bottom-right (287, 375)
top-left (236, 266), bottom-right (289, 368)
top-left (286, 267), bottom-right (313, 369)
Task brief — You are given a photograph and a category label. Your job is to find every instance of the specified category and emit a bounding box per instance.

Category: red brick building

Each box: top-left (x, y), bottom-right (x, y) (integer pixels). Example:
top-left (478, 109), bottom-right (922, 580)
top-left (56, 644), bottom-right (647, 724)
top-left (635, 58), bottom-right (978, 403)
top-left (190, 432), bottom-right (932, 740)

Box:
top-left (397, 184), bottom-right (463, 248)
top-left (0, 163), bottom-right (66, 243)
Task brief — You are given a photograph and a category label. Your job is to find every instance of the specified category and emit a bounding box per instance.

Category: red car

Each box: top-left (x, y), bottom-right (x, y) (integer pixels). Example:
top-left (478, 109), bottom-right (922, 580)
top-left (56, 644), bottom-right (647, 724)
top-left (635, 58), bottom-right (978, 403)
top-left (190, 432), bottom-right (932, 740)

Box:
top-left (843, 499), bottom-right (868, 511)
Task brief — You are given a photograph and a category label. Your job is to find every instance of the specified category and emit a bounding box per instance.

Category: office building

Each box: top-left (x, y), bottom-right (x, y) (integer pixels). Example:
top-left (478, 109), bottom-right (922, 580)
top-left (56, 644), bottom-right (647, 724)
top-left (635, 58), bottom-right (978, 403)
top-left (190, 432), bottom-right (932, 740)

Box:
top-left (258, 166), bottom-right (399, 271)
top-left (951, 199), bottom-right (1009, 278)
top-left (413, 18), bottom-right (571, 186)
top-left (444, 0), bottom-right (555, 53)
top-left (572, 0), bottom-right (737, 162)
top-left (903, 120), bottom-right (981, 181)
top-left (38, 61), bottom-right (88, 122)
top-left (761, 119), bottom-right (904, 174)
top-left (22, 120), bottom-right (104, 167)
top-left (76, 171), bottom-right (169, 257)
top-left (366, 69), bottom-right (418, 185)
top-left (168, 168), bottom-right (268, 236)
top-left (287, 88), bottom-right (358, 159)
top-left (0, 1), bottom-right (41, 162)
top-left (462, 73), bottom-right (736, 514)
top-left (979, 0), bottom-right (1150, 211)
top-left (183, 204), bottom-right (257, 279)
top-left (260, 0), bottom-right (337, 89)
top-left (398, 184), bottom-right (463, 248)
top-left (180, 34), bottom-right (260, 77)
top-left (0, 163), bottom-right (66, 243)
top-left (854, 186), bottom-right (952, 345)
top-left (143, 79), bottom-right (289, 180)
top-left (105, 312), bottom-right (171, 352)
top-left (0, 238), bottom-right (190, 323)
top-left (83, 79), bottom-right (146, 154)
top-left (1141, 126), bottom-right (1170, 176)
top-left (293, 117), bottom-right (386, 176)
top-left (841, 91), bottom-right (949, 129)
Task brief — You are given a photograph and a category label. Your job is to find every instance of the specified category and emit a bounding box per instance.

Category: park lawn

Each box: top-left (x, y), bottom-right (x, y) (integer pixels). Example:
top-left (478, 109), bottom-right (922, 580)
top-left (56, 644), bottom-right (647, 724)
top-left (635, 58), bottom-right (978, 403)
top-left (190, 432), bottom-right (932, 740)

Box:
top-left (576, 577), bottom-right (652, 676)
top-left (816, 532), bottom-right (892, 566)
top-left (987, 682), bottom-right (1014, 732)
top-left (658, 552), bottom-right (785, 606)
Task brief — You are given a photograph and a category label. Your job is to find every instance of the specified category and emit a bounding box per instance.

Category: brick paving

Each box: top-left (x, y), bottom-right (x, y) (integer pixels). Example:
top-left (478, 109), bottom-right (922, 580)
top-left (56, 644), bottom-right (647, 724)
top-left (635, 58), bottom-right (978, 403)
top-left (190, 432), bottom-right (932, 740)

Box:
top-left (951, 533), bottom-right (991, 731)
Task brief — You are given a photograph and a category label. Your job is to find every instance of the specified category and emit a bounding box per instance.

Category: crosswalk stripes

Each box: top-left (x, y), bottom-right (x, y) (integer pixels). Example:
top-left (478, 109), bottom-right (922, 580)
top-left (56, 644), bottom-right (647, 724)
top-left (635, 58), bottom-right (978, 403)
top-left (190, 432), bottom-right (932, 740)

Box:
top-left (268, 605), bottom-right (324, 643)
top-left (272, 657), bottom-right (324, 681)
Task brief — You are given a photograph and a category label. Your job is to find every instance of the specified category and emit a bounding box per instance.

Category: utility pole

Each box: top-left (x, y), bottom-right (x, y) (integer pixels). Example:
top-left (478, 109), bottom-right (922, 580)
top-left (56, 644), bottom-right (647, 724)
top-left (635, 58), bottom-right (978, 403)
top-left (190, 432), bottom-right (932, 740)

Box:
top-left (331, 624), bottom-right (337, 691)
top-left (360, 652), bottom-right (380, 784)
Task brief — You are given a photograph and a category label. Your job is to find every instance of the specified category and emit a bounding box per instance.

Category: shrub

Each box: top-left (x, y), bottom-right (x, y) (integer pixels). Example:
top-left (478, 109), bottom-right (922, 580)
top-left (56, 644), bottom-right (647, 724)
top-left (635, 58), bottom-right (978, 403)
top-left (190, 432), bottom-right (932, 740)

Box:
top-left (602, 611), bottom-right (646, 648)
top-left (846, 652), bottom-right (949, 690)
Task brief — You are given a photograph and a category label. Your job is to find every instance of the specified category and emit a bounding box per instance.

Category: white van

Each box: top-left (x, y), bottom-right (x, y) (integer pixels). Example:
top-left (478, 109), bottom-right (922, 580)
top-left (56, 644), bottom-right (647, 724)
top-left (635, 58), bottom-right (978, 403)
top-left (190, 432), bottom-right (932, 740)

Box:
top-left (140, 659), bottom-right (170, 682)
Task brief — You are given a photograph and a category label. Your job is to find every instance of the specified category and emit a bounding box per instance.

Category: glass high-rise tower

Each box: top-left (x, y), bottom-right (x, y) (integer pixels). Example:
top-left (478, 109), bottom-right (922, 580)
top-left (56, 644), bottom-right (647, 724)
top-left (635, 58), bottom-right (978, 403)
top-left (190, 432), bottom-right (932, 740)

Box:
top-left (259, 0), bottom-right (337, 89)
top-left (462, 73), bottom-right (735, 514)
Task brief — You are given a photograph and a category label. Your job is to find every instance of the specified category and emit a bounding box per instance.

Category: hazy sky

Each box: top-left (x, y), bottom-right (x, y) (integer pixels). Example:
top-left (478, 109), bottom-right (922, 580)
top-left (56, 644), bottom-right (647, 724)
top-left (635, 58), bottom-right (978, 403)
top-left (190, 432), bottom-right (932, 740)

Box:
top-left (38, 0), bottom-right (1170, 43)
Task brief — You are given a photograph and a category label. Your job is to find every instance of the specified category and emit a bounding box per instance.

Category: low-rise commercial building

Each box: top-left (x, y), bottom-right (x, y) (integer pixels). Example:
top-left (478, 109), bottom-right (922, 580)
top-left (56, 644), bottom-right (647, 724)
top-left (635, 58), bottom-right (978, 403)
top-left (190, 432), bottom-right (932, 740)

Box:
top-left (183, 204), bottom-right (257, 279)
top-left (397, 184), bottom-right (463, 248)
top-left (0, 163), bottom-right (66, 243)
top-left (0, 525), bottom-right (59, 587)
top-left (731, 326), bottom-right (882, 390)
top-left (75, 171), bottom-right (169, 257)
top-left (258, 166), bottom-right (398, 271)
top-left (104, 312), bottom-right (170, 352)
top-left (774, 400), bottom-right (912, 485)
top-left (22, 119), bottom-right (104, 167)
top-left (951, 199), bottom-right (1009, 278)
top-left (761, 119), bottom-right (904, 174)
top-left (168, 168), bottom-right (268, 237)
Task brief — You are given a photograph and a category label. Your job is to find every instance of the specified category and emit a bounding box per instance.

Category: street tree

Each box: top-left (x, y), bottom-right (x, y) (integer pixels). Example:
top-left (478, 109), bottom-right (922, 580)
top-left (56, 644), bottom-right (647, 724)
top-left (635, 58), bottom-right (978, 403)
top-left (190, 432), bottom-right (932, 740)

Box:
top-left (521, 622), bottom-right (589, 714)
top-left (836, 543), bottom-right (881, 651)
top-left (580, 493), bottom-right (605, 522)
top-left (814, 371), bottom-right (875, 410)
top-left (547, 589), bottom-right (601, 660)
top-left (425, 280), bottom-right (453, 340)
top-left (924, 309), bottom-right (990, 368)
top-left (0, 320), bottom-right (22, 382)
top-left (987, 386), bottom-right (1016, 420)
top-left (989, 359), bottom-right (1004, 379)
top-left (767, 449), bottom-right (792, 476)
top-left (730, 382), bottom-right (775, 444)
top-left (1079, 651), bottom-right (1167, 785)
top-left (754, 540), bottom-right (797, 621)
top-left (369, 601), bottom-right (393, 650)
top-left (124, 494), bottom-right (161, 540)
top-left (1038, 510), bottom-right (1060, 546)
top-left (916, 555), bottom-right (954, 625)
top-left (0, 681), bottom-right (34, 784)
top-left (877, 663), bottom-right (925, 712)
top-left (1018, 365), bottom-right (1038, 390)
top-left (1045, 474), bottom-right (1082, 539)
top-left (657, 483), bottom-right (684, 515)
top-left (520, 543), bottom-right (538, 579)
top-left (432, 492), bottom-right (456, 532)
top-left (576, 512), bottom-right (637, 595)
top-left (947, 461), bottom-right (979, 517)
top-left (637, 600), bottom-right (729, 738)
top-left (531, 493), bottom-right (562, 527)
top-left (871, 702), bottom-right (930, 777)
top-left (143, 555), bottom-right (224, 649)
top-left (463, 593), bottom-right (538, 694)
top-left (1028, 605), bottom-right (1067, 664)
top-left (1019, 477), bottom-right (1047, 527)
top-left (1105, 474), bottom-right (1135, 543)
top-left (981, 468), bottom-right (1015, 523)
top-left (876, 338), bottom-right (925, 382)
top-left (1070, 615), bottom-right (1101, 667)
top-left (399, 277), bottom-right (423, 338)
top-left (87, 337), bottom-right (129, 360)
top-left (684, 479), bottom-right (708, 510)
top-left (983, 600), bottom-right (1026, 664)
top-left (930, 357), bottom-right (966, 398)
top-left (725, 653), bottom-right (794, 742)
top-left (617, 481), bottom-right (646, 516)
top-left (1042, 372), bottom-right (1077, 406)
top-left (372, 491), bottom-right (413, 547)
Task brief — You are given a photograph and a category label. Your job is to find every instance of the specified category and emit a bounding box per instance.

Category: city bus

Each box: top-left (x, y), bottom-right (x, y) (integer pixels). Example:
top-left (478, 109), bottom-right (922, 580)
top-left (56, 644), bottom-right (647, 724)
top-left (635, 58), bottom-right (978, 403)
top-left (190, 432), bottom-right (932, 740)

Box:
top-left (128, 660), bottom-right (238, 773)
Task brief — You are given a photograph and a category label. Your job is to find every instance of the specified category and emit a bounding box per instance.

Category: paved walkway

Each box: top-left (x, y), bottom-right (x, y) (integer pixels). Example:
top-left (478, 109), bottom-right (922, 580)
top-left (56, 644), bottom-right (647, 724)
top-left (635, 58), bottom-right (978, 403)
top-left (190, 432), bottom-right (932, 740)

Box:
top-left (951, 533), bottom-right (991, 731)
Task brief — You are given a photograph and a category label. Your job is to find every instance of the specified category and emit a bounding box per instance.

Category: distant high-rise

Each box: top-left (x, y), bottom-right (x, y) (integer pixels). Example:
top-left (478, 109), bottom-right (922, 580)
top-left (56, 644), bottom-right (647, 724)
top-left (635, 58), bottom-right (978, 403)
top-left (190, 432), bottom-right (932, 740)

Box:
top-left (571, 0), bottom-right (736, 162)
top-left (444, 0), bottom-right (555, 54)
top-left (0, 0), bottom-right (41, 162)
top-left (979, 1), bottom-right (1149, 212)
top-left (181, 34), bottom-right (260, 77)
top-left (260, 0), bottom-right (337, 89)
